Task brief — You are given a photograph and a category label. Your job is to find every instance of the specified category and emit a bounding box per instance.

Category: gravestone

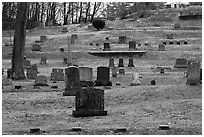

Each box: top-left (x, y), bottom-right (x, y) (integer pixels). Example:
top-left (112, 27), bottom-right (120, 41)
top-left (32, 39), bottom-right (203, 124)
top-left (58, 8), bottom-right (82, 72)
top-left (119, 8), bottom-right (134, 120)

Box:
top-left (169, 41), bottom-right (174, 45)
top-left (31, 64), bottom-right (38, 73)
top-left (60, 48), bottom-right (65, 52)
top-left (51, 68), bottom-right (65, 81)
top-left (163, 42), bottom-right (167, 45)
top-left (160, 68), bottom-right (165, 74)
top-left (200, 68), bottom-right (202, 83)
top-left (34, 75), bottom-right (49, 86)
top-left (119, 36), bottom-right (127, 44)
top-left (109, 58), bottom-right (115, 67)
top-left (40, 57), bottom-right (47, 65)
top-left (71, 34), bottom-right (77, 44)
top-left (103, 43), bottom-right (110, 51)
top-left (158, 44), bottom-right (165, 51)
top-left (119, 68), bottom-right (125, 74)
top-left (94, 66), bottom-right (112, 86)
top-left (105, 37), bottom-right (109, 40)
top-left (112, 67), bottom-right (117, 77)
top-left (167, 33), bottom-right (173, 39)
top-left (187, 60), bottom-right (200, 85)
top-left (72, 88), bottom-right (107, 117)
top-left (24, 60), bottom-right (31, 69)
top-left (151, 80), bottom-right (156, 85)
top-left (176, 41), bottom-right (181, 45)
top-left (62, 27), bottom-right (68, 33)
top-left (130, 72), bottom-right (141, 86)
top-left (40, 35), bottom-right (47, 43)
top-left (129, 41), bottom-right (136, 50)
top-left (174, 58), bottom-right (187, 68)
top-left (2, 78), bottom-right (12, 86)
top-left (32, 43), bottom-right (41, 51)
top-left (128, 58), bottom-right (134, 67)
top-left (63, 57), bottom-right (68, 64)
top-left (79, 67), bottom-right (94, 87)
top-left (26, 68), bottom-right (37, 80)
top-left (118, 58), bottom-right (124, 67)
top-left (2, 68), bottom-right (4, 75)
top-left (7, 68), bottom-right (12, 79)
top-left (63, 66), bottom-right (81, 96)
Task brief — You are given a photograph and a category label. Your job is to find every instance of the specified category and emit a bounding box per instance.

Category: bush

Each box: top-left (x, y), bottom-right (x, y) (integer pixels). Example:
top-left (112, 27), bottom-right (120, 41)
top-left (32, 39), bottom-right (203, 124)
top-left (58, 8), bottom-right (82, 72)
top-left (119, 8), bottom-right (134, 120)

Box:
top-left (92, 19), bottom-right (105, 31)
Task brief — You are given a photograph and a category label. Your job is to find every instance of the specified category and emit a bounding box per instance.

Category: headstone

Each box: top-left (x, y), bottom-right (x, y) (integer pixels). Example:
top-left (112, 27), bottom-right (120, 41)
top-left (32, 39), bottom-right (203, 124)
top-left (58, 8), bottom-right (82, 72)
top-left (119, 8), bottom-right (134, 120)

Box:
top-left (151, 80), bottom-right (156, 85)
top-left (176, 41), bottom-right (180, 45)
top-left (118, 58), bottom-right (124, 67)
top-left (119, 68), bottom-right (125, 74)
top-left (2, 78), bottom-right (12, 86)
top-left (51, 68), bottom-right (65, 81)
top-left (105, 37), bottom-right (109, 40)
top-left (62, 27), bottom-right (68, 33)
top-left (109, 58), bottom-right (115, 67)
top-left (103, 43), bottom-right (110, 51)
top-left (167, 33), bottom-right (173, 39)
top-left (2, 68), bottom-right (4, 75)
top-left (63, 57), bottom-right (68, 64)
top-left (200, 68), bottom-right (202, 83)
top-left (158, 44), bottom-right (165, 51)
top-left (94, 66), bottom-right (112, 86)
top-left (119, 36), bottom-right (127, 44)
top-left (174, 58), bottom-right (187, 68)
top-left (79, 67), bottom-right (94, 87)
top-left (71, 34), bottom-right (77, 44)
top-left (31, 64), bottom-right (38, 73)
top-left (24, 60), bottom-right (31, 69)
top-left (40, 57), bottom-right (47, 65)
top-left (163, 42), bottom-right (167, 45)
top-left (26, 68), bottom-right (37, 79)
top-left (112, 67), bottom-right (117, 77)
top-left (129, 41), bottom-right (136, 50)
top-left (184, 41), bottom-right (188, 45)
top-left (34, 75), bottom-right (49, 86)
top-left (63, 66), bottom-right (81, 96)
top-left (60, 48), bottom-right (65, 52)
top-left (40, 35), bottom-right (47, 43)
top-left (174, 23), bottom-right (181, 29)
top-left (160, 68), bottom-right (165, 74)
top-left (187, 60), bottom-right (200, 85)
top-left (72, 88), bottom-right (107, 117)
top-left (130, 72), bottom-right (141, 86)
top-left (169, 41), bottom-right (174, 45)
top-left (128, 58), bottom-right (134, 67)
top-left (96, 43), bottom-right (99, 46)
top-left (7, 68), bottom-right (12, 79)
top-left (32, 43), bottom-right (41, 51)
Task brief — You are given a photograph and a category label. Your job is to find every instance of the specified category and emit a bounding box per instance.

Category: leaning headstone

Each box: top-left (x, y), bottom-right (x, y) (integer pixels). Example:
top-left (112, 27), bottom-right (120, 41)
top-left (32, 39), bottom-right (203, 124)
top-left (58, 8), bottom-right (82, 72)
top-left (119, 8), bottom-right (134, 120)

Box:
top-left (118, 58), bottom-right (124, 67)
top-left (32, 43), bottom-right (41, 51)
top-left (158, 44), bottom-right (165, 51)
top-left (109, 58), bottom-right (115, 67)
top-left (24, 60), bottom-right (31, 69)
top-left (94, 66), bottom-right (112, 86)
top-left (63, 66), bottom-right (81, 96)
top-left (103, 43), bottom-right (110, 51)
top-left (187, 60), bottom-right (200, 85)
top-left (40, 57), bottom-right (47, 65)
top-left (2, 78), bottom-right (12, 86)
top-left (112, 67), bottom-right (117, 77)
top-left (119, 36), bottom-right (127, 44)
top-left (129, 41), bottom-right (136, 50)
top-left (174, 58), bottom-right (187, 68)
top-left (34, 75), bottom-right (49, 86)
top-left (73, 88), bottom-right (107, 117)
top-left (40, 35), bottom-right (47, 43)
top-left (79, 67), bottom-right (94, 87)
top-left (130, 72), bottom-right (141, 86)
top-left (128, 58), bottom-right (134, 67)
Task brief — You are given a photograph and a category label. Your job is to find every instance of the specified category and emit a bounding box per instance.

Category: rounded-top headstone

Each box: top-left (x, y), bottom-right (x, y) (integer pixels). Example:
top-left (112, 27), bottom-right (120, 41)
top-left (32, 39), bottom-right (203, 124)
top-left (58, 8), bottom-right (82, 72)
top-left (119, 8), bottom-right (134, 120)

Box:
top-left (79, 67), bottom-right (93, 81)
top-left (103, 43), bottom-right (110, 51)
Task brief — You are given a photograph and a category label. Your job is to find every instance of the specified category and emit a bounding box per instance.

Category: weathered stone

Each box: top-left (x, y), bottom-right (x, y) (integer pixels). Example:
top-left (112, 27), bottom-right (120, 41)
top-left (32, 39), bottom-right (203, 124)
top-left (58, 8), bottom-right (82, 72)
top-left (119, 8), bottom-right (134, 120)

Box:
top-left (72, 88), bottom-right (107, 117)
top-left (51, 68), bottom-right (64, 81)
top-left (7, 68), bottom-right (12, 79)
top-left (60, 48), bottom-right (65, 52)
top-left (174, 58), bottom-right (187, 68)
top-left (167, 33), bottom-right (173, 39)
top-left (187, 60), bottom-right (200, 85)
top-left (118, 58), bottom-right (124, 67)
top-left (26, 68), bottom-right (37, 80)
top-left (71, 34), bottom-right (77, 44)
top-left (32, 43), bottom-right (41, 51)
top-left (40, 57), bottom-right (47, 65)
top-left (24, 60), bottom-right (31, 69)
top-left (79, 67), bottom-right (94, 87)
top-left (129, 41), bottom-right (136, 50)
top-left (31, 64), bottom-right (38, 73)
top-left (40, 35), bottom-right (47, 43)
top-left (94, 66), bottom-right (112, 86)
top-left (34, 75), bottom-right (48, 86)
top-left (61, 27), bottom-right (68, 33)
top-left (108, 58), bottom-right (115, 67)
top-left (158, 44), bottom-right (165, 51)
top-left (112, 67), bottom-right (117, 77)
top-left (119, 68), bottom-right (125, 74)
top-left (2, 78), bottom-right (12, 86)
top-left (128, 58), bottom-right (134, 67)
top-left (103, 43), bottom-right (110, 51)
top-left (130, 72), bottom-right (141, 86)
top-left (63, 66), bottom-right (81, 96)
top-left (119, 36), bottom-right (127, 44)
top-left (160, 68), bottom-right (165, 74)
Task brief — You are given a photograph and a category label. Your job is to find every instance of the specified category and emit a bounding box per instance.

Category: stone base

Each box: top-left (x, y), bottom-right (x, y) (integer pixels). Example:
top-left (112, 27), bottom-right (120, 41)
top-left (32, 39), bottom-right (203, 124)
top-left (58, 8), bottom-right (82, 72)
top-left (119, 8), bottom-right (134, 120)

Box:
top-left (80, 81), bottom-right (94, 87)
top-left (174, 65), bottom-right (187, 68)
top-left (72, 110), bottom-right (107, 117)
top-left (94, 80), bottom-right (112, 86)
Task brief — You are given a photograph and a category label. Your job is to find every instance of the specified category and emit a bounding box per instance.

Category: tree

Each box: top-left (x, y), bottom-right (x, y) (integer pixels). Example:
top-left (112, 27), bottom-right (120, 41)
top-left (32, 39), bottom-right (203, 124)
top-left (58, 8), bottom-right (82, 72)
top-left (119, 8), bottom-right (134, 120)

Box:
top-left (11, 2), bottom-right (29, 80)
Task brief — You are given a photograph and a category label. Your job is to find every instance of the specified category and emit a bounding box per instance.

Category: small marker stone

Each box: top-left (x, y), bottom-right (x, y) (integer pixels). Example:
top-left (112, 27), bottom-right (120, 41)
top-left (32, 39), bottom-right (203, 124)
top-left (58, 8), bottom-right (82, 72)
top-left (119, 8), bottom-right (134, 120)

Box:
top-left (159, 125), bottom-right (170, 130)
top-left (30, 128), bottom-right (40, 133)
top-left (71, 127), bottom-right (82, 132)
top-left (114, 127), bottom-right (127, 132)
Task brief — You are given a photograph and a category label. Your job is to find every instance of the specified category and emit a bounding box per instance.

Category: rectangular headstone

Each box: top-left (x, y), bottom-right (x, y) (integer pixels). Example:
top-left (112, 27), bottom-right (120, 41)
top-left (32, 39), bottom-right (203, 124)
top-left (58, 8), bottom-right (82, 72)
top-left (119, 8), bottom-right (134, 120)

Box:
top-left (187, 60), bottom-right (200, 85)
top-left (174, 58), bottom-right (187, 68)
top-left (34, 75), bottom-right (48, 86)
top-left (2, 78), bottom-right (12, 86)
top-left (24, 60), bottom-right (31, 69)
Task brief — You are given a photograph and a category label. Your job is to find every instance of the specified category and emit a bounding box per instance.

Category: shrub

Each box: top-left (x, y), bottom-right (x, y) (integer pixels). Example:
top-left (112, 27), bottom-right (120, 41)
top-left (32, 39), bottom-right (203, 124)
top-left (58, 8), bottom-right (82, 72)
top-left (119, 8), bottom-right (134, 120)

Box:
top-left (92, 19), bottom-right (105, 31)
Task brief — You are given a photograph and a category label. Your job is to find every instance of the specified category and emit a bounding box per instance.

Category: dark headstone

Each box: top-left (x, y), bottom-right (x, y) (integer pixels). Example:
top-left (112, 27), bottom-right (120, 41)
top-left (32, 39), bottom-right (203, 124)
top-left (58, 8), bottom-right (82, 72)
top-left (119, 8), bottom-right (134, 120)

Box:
top-left (96, 43), bottom-right (99, 46)
top-left (71, 34), bottom-right (77, 44)
top-left (30, 128), bottom-right (40, 133)
top-left (7, 68), bottom-right (12, 79)
top-left (174, 58), bottom-right (187, 68)
top-left (60, 48), bottom-right (65, 52)
top-left (90, 43), bottom-right (93, 46)
top-left (163, 42), bottom-right (167, 45)
top-left (118, 58), bottom-right (124, 67)
top-left (119, 36), bottom-right (127, 44)
top-left (176, 41), bottom-right (180, 45)
top-left (158, 44), bottom-right (165, 51)
top-left (34, 75), bottom-right (49, 86)
top-left (72, 88), bottom-right (107, 117)
top-left (119, 68), bottom-right (125, 74)
top-left (167, 33), bottom-right (173, 39)
top-left (151, 80), bottom-right (156, 85)
top-left (51, 68), bottom-right (64, 81)
top-left (187, 60), bottom-right (200, 85)
top-left (129, 41), bottom-right (136, 51)
top-left (32, 43), bottom-right (41, 51)
top-left (94, 66), bottom-right (112, 86)
top-left (169, 41), bottom-right (174, 45)
top-left (200, 68), bottom-right (202, 83)
top-left (63, 58), bottom-right (68, 64)
top-left (105, 37), bottom-right (109, 40)
top-left (103, 43), bottom-right (110, 51)
top-left (15, 85), bottom-right (22, 89)
top-left (159, 125), bottom-right (170, 130)
top-left (40, 57), bottom-right (47, 65)
top-left (109, 58), bottom-right (115, 67)
top-left (62, 27), bottom-right (68, 33)
top-left (184, 41), bottom-right (188, 45)
top-left (63, 66), bottom-right (81, 96)
top-left (128, 58), bottom-right (134, 67)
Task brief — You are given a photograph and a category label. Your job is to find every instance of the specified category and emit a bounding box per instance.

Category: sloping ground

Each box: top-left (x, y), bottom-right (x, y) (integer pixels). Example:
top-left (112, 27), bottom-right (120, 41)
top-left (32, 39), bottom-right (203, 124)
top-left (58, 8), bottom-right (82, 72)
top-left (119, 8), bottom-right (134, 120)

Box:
top-left (2, 84), bottom-right (201, 135)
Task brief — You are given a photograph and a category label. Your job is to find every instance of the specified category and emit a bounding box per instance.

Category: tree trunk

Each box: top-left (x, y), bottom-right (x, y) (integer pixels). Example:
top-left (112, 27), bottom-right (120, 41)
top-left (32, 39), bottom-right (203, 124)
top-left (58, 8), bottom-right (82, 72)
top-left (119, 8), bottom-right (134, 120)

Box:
top-left (11, 2), bottom-right (28, 80)
top-left (90, 2), bottom-right (97, 23)
top-left (78, 2), bottom-right (83, 23)
top-left (84, 2), bottom-right (90, 23)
